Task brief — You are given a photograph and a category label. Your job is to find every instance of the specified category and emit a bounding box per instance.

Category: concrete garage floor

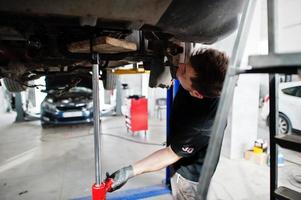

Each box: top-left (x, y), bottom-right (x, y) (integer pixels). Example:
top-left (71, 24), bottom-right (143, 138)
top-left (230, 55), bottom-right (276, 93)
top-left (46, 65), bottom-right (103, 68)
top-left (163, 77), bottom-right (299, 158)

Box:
top-left (0, 112), bottom-right (300, 200)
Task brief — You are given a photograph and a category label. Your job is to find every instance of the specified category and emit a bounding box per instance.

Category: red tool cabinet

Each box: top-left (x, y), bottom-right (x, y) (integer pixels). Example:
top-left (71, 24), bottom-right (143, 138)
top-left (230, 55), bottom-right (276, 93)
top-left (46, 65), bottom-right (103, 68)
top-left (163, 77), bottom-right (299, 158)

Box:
top-left (124, 96), bottom-right (148, 133)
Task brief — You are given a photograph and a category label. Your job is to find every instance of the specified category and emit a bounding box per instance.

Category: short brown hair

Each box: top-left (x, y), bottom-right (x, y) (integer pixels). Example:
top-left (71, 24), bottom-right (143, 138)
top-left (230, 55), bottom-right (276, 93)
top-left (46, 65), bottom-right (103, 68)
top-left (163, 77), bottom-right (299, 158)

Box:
top-left (189, 48), bottom-right (229, 97)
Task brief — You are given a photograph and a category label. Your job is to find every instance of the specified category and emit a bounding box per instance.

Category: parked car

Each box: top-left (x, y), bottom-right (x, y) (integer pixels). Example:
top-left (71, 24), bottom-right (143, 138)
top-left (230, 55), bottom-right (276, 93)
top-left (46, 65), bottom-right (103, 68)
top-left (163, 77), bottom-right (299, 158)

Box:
top-left (0, 0), bottom-right (245, 92)
top-left (41, 87), bottom-right (93, 128)
top-left (261, 81), bottom-right (301, 134)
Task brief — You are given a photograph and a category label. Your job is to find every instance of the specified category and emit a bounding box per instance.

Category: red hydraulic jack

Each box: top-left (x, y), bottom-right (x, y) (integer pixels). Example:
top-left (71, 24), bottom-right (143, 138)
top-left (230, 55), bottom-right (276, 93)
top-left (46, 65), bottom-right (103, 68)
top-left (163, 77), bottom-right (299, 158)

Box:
top-left (90, 36), bottom-right (113, 200)
top-left (92, 179), bottom-right (113, 200)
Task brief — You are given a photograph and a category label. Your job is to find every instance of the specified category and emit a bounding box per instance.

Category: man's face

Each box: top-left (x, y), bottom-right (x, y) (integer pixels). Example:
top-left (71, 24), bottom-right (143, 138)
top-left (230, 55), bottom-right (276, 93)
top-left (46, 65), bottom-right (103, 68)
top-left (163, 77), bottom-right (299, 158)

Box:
top-left (176, 63), bottom-right (203, 99)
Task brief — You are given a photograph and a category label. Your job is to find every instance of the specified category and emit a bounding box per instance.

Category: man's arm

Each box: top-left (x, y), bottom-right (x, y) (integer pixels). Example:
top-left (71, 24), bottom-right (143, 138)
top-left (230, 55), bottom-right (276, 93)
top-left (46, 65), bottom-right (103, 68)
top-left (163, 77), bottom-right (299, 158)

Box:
top-left (108, 146), bottom-right (181, 191)
top-left (133, 146), bottom-right (181, 176)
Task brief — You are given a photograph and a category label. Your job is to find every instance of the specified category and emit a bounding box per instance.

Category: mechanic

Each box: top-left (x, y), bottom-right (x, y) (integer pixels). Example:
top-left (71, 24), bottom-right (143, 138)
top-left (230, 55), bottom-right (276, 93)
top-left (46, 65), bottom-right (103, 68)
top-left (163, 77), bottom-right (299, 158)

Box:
top-left (108, 48), bottom-right (229, 199)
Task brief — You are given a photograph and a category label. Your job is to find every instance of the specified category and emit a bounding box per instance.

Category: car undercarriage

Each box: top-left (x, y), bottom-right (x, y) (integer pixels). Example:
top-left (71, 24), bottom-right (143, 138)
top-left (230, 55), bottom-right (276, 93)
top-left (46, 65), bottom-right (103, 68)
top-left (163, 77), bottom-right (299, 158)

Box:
top-left (0, 0), bottom-right (244, 92)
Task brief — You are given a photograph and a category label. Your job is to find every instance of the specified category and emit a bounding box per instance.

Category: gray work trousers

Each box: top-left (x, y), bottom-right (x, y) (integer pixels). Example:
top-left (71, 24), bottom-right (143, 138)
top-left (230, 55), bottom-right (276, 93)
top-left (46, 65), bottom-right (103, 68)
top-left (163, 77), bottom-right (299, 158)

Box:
top-left (170, 172), bottom-right (199, 200)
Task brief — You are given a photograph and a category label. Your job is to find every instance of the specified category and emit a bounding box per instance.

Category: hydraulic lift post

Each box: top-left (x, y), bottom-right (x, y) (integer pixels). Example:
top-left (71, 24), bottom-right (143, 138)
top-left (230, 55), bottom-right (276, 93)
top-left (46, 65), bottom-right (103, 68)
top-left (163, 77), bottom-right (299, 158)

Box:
top-left (91, 50), bottom-right (101, 179)
top-left (90, 37), bottom-right (112, 200)
top-left (92, 51), bottom-right (101, 185)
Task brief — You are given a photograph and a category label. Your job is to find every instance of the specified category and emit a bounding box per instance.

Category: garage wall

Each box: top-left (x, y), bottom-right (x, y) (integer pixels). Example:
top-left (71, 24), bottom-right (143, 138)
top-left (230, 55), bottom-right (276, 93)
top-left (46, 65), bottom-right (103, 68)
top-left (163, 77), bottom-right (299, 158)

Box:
top-left (0, 85), bottom-right (7, 113)
top-left (118, 74), bottom-right (142, 97)
top-left (148, 87), bottom-right (167, 119)
top-left (278, 0), bottom-right (301, 53)
top-left (0, 81), bottom-right (13, 114)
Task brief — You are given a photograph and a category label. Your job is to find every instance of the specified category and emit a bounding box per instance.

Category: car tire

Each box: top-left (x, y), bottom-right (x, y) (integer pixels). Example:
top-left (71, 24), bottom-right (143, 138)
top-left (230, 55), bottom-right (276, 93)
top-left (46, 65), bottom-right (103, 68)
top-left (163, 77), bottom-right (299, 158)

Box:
top-left (2, 78), bottom-right (27, 92)
top-left (266, 113), bottom-right (292, 134)
top-left (278, 113), bottom-right (292, 134)
top-left (41, 123), bottom-right (51, 129)
top-left (102, 69), bottom-right (116, 90)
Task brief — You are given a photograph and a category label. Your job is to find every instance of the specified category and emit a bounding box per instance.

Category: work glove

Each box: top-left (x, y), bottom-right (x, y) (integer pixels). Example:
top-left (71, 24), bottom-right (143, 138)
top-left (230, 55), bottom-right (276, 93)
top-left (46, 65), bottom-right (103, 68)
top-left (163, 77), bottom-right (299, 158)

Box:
top-left (108, 165), bottom-right (134, 192)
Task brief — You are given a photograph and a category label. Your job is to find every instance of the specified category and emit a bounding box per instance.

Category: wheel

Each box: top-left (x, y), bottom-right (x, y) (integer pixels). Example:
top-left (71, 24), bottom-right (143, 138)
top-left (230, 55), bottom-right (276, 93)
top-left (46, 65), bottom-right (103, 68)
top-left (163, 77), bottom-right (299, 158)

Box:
top-left (2, 78), bottom-right (27, 92)
top-left (266, 113), bottom-right (292, 134)
top-left (102, 69), bottom-right (116, 90)
top-left (278, 113), bottom-right (291, 134)
top-left (41, 123), bottom-right (52, 129)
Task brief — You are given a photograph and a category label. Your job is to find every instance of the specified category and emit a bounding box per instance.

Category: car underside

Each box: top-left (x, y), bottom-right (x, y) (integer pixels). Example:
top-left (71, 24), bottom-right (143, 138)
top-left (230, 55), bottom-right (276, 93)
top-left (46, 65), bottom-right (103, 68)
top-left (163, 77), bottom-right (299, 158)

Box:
top-left (0, 0), bottom-right (245, 92)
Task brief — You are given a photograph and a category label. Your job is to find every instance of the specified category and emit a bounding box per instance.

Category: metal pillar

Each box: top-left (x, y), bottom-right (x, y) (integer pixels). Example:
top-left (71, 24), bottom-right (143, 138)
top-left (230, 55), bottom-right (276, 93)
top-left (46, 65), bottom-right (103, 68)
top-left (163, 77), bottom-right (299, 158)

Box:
top-left (15, 92), bottom-right (25, 122)
top-left (92, 51), bottom-right (102, 185)
top-left (115, 78), bottom-right (123, 116)
top-left (196, 0), bottom-right (257, 199)
top-left (267, 0), bottom-right (279, 199)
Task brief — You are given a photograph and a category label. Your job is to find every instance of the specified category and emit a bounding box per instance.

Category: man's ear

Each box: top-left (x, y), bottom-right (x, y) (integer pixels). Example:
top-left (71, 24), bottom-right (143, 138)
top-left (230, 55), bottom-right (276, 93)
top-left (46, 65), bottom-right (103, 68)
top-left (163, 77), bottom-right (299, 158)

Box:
top-left (191, 90), bottom-right (204, 99)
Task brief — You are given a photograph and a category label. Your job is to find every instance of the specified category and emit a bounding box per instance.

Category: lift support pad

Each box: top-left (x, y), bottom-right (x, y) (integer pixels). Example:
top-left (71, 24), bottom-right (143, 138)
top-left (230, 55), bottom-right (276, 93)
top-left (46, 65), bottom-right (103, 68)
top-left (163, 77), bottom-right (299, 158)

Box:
top-left (68, 36), bottom-right (137, 54)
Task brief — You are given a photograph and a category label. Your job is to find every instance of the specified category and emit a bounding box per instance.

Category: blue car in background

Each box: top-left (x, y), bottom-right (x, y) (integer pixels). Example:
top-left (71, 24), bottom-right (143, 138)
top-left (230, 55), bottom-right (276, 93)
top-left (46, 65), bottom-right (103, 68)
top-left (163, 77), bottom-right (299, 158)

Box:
top-left (41, 87), bottom-right (93, 128)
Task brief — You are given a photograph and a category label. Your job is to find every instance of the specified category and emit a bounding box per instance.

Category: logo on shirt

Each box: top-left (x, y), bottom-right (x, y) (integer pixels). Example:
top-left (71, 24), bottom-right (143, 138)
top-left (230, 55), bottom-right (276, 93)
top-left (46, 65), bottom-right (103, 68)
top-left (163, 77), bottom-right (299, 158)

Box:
top-left (182, 146), bottom-right (194, 154)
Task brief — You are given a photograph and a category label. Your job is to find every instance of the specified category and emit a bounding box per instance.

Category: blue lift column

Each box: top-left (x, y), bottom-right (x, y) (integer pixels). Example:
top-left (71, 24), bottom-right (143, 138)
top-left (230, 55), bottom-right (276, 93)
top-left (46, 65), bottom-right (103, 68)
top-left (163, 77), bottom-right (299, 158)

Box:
top-left (165, 79), bottom-right (180, 186)
top-left (173, 80), bottom-right (180, 97)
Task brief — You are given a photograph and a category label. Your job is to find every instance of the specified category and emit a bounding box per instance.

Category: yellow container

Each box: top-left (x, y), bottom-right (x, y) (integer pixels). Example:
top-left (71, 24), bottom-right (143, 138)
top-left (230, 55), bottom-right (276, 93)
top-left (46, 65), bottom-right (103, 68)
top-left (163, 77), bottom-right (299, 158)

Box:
top-left (253, 146), bottom-right (263, 154)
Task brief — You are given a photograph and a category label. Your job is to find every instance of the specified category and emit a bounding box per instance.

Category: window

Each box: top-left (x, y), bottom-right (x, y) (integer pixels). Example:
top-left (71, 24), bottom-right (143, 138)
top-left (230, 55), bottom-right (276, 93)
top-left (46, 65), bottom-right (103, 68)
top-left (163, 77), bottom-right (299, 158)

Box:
top-left (295, 87), bottom-right (301, 97)
top-left (282, 86), bottom-right (301, 97)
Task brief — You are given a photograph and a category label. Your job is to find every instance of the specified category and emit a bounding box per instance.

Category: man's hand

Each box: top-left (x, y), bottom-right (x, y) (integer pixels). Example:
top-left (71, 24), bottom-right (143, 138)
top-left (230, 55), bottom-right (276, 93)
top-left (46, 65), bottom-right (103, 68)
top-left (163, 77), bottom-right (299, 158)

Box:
top-left (108, 165), bottom-right (134, 192)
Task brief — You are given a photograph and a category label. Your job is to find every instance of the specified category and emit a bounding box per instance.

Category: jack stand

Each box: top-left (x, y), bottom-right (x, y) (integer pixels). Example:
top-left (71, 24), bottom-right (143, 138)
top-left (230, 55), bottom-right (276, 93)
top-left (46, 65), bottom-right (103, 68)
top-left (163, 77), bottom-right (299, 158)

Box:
top-left (92, 179), bottom-right (113, 200)
top-left (90, 36), bottom-right (113, 200)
